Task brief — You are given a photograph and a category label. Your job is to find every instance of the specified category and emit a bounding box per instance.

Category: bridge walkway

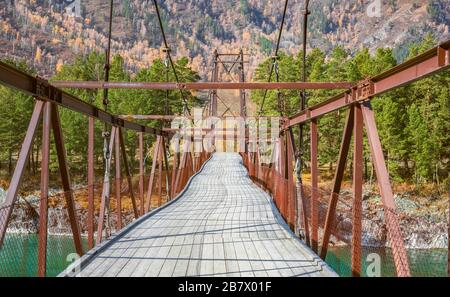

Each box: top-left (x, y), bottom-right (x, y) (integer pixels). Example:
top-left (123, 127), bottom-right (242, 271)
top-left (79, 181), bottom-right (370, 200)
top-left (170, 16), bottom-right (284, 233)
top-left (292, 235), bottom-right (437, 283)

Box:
top-left (61, 153), bottom-right (337, 277)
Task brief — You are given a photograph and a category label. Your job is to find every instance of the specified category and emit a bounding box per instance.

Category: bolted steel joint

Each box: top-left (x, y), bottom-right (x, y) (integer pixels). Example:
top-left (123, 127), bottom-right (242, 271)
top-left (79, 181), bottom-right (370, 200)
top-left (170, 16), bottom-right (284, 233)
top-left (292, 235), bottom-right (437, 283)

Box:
top-left (355, 78), bottom-right (374, 101)
top-left (35, 77), bottom-right (50, 99)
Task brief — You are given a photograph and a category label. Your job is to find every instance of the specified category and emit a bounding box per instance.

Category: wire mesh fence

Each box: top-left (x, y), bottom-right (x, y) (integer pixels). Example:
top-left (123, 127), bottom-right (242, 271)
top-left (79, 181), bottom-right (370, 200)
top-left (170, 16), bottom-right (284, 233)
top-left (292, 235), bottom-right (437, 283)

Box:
top-left (0, 170), bottom-right (173, 277)
top-left (300, 184), bottom-right (448, 277)
top-left (243, 154), bottom-right (449, 277)
top-left (0, 189), bottom-right (89, 277)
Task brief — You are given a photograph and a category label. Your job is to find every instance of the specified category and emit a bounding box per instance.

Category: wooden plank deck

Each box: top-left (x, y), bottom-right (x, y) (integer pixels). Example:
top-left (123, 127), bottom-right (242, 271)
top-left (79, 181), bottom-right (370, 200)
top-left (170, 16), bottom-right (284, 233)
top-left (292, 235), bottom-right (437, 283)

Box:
top-left (61, 153), bottom-right (337, 277)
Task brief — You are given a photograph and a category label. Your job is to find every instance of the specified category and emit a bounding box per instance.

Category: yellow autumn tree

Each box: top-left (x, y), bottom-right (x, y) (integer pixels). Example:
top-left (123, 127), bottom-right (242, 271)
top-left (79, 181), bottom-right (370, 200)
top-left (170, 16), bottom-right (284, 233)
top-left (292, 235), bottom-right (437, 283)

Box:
top-left (34, 46), bottom-right (42, 63)
top-left (55, 59), bottom-right (64, 73)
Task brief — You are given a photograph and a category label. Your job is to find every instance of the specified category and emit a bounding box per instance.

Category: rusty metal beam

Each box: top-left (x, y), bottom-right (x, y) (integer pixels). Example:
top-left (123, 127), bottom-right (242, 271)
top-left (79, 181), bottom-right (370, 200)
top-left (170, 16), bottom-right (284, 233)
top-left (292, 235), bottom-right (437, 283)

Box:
top-left (163, 127), bottom-right (233, 132)
top-left (87, 117), bottom-right (95, 249)
top-left (287, 40), bottom-right (450, 127)
top-left (0, 101), bottom-right (44, 247)
top-left (351, 103), bottom-right (363, 277)
top-left (0, 61), bottom-right (166, 136)
top-left (361, 101), bottom-right (410, 277)
top-left (115, 130), bottom-right (122, 230)
top-left (51, 81), bottom-right (353, 90)
top-left (38, 102), bottom-right (51, 277)
top-left (217, 53), bottom-right (249, 56)
top-left (51, 104), bottom-right (84, 256)
top-left (174, 141), bottom-right (190, 195)
top-left (120, 115), bottom-right (284, 121)
top-left (286, 130), bottom-right (296, 231)
top-left (174, 151), bottom-right (187, 195)
top-left (310, 119), bottom-right (319, 253)
top-left (157, 144), bottom-right (163, 207)
top-left (320, 107), bottom-right (354, 260)
top-left (218, 60), bottom-right (249, 64)
top-left (138, 132), bottom-right (145, 215)
top-left (118, 128), bottom-right (139, 218)
top-left (145, 136), bottom-right (161, 212)
top-left (171, 141), bottom-right (179, 199)
top-left (279, 135), bottom-right (287, 220)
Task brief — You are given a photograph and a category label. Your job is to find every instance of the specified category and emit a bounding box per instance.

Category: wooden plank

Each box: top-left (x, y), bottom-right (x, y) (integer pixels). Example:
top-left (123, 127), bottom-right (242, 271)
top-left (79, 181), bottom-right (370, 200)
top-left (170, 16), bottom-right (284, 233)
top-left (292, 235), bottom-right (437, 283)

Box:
top-left (199, 234), bottom-right (215, 276)
top-left (223, 239), bottom-right (240, 277)
top-left (89, 215), bottom-right (157, 277)
top-left (129, 219), bottom-right (172, 277)
top-left (143, 226), bottom-right (177, 276)
top-left (158, 234), bottom-right (185, 276)
top-left (213, 234), bottom-right (227, 276)
top-left (186, 234), bottom-right (203, 276)
top-left (243, 240), bottom-right (268, 277)
top-left (117, 215), bottom-right (171, 276)
top-left (172, 236), bottom-right (193, 277)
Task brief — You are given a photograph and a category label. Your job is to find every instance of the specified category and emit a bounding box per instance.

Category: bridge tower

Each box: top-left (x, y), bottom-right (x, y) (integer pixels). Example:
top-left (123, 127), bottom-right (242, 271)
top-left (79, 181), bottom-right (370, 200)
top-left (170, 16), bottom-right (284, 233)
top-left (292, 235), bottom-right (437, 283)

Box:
top-left (207, 49), bottom-right (248, 153)
top-left (208, 49), bottom-right (247, 117)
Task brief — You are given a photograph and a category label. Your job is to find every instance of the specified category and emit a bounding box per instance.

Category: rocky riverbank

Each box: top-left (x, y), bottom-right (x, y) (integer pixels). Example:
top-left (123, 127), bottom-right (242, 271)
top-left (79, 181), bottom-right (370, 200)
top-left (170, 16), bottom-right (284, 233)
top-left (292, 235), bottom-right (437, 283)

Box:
top-left (0, 186), bottom-right (135, 236)
top-left (1, 186), bottom-right (449, 249)
top-left (330, 189), bottom-right (449, 249)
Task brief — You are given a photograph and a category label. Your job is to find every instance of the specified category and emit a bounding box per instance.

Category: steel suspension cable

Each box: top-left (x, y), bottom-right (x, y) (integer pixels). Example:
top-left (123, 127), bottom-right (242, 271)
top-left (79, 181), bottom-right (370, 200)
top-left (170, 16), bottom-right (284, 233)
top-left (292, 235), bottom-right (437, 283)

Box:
top-left (209, 50), bottom-right (219, 116)
top-left (295, 0), bottom-right (311, 244)
top-left (101, 0), bottom-right (115, 238)
top-left (258, 0), bottom-right (289, 115)
top-left (103, 0), bottom-right (114, 114)
top-left (274, 59), bottom-right (284, 116)
top-left (102, 0), bottom-right (114, 160)
top-left (152, 0), bottom-right (191, 116)
top-left (297, 0), bottom-right (310, 156)
top-left (163, 49), bottom-right (170, 116)
top-left (300, 0), bottom-right (310, 112)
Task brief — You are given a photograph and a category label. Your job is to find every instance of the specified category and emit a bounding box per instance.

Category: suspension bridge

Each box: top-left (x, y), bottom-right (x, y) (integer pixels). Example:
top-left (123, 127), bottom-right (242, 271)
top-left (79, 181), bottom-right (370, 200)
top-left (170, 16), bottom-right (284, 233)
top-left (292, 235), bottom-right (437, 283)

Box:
top-left (0, 0), bottom-right (449, 277)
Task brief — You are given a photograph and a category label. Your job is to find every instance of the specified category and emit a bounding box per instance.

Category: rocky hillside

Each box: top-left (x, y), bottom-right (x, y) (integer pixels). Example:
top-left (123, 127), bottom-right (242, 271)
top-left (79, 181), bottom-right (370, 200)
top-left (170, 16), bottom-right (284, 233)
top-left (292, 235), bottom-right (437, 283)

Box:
top-left (0, 0), bottom-right (448, 80)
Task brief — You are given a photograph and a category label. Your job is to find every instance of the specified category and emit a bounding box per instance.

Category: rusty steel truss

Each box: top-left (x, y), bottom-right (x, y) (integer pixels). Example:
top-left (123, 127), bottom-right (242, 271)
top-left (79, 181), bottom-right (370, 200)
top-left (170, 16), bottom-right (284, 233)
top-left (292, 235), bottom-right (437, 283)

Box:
top-left (50, 80), bottom-right (353, 91)
top-left (285, 40), bottom-right (450, 128)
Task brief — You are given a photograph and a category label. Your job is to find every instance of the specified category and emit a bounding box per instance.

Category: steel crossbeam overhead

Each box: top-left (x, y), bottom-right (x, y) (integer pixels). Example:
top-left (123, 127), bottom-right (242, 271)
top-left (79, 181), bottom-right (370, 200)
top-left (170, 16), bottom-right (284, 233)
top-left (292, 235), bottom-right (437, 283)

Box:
top-left (218, 60), bottom-right (249, 63)
top-left (0, 62), bottom-right (167, 136)
top-left (119, 115), bottom-right (285, 120)
top-left (285, 40), bottom-right (450, 128)
top-left (163, 127), bottom-right (248, 133)
top-left (51, 81), bottom-right (354, 90)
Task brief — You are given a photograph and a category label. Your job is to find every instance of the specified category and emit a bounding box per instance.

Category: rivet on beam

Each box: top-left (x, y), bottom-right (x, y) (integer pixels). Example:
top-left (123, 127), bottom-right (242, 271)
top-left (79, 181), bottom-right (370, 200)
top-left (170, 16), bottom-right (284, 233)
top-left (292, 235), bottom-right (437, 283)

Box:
top-left (36, 77), bottom-right (50, 99)
top-left (356, 79), bottom-right (374, 101)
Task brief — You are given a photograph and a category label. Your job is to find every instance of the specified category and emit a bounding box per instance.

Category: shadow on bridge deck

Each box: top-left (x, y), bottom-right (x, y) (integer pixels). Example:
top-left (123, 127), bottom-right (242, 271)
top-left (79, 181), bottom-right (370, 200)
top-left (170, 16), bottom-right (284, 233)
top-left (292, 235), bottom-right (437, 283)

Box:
top-left (60, 153), bottom-right (337, 277)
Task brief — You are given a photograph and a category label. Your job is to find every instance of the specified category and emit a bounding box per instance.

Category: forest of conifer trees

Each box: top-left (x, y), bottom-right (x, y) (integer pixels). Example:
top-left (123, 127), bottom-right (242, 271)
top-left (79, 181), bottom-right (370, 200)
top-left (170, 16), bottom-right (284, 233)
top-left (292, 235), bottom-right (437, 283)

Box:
top-left (0, 34), bottom-right (448, 194)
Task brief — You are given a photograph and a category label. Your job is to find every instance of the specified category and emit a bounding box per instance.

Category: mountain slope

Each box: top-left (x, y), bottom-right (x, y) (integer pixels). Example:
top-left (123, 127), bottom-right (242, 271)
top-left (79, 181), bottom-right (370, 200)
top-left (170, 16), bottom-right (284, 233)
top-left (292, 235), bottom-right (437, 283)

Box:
top-left (0, 0), bottom-right (448, 80)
